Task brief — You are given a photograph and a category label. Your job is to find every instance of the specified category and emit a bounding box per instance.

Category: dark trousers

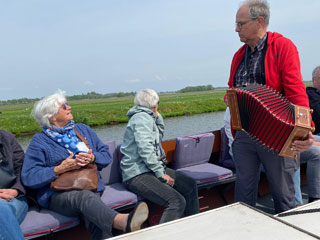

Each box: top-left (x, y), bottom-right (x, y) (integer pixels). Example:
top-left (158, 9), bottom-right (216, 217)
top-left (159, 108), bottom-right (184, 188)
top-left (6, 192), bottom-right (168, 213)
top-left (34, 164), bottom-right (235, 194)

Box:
top-left (49, 190), bottom-right (118, 240)
top-left (125, 168), bottom-right (199, 223)
top-left (233, 131), bottom-right (298, 214)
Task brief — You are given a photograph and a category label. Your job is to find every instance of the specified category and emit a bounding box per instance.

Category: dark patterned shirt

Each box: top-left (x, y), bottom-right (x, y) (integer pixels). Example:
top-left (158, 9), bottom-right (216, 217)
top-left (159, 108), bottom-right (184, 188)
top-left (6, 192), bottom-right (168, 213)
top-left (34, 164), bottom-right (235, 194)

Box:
top-left (234, 33), bottom-right (268, 87)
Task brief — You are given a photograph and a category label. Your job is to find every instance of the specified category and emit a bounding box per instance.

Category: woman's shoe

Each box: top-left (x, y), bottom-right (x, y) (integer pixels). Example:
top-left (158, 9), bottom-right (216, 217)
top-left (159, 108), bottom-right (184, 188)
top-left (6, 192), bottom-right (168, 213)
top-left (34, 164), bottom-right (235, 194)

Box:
top-left (126, 201), bottom-right (149, 233)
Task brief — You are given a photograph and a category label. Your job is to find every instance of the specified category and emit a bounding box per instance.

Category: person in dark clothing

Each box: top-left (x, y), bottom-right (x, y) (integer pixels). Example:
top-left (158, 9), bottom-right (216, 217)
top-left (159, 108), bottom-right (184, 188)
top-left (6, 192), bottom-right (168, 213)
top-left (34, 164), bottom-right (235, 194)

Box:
top-left (299, 65), bottom-right (320, 203)
top-left (0, 130), bottom-right (28, 240)
top-left (306, 66), bottom-right (320, 134)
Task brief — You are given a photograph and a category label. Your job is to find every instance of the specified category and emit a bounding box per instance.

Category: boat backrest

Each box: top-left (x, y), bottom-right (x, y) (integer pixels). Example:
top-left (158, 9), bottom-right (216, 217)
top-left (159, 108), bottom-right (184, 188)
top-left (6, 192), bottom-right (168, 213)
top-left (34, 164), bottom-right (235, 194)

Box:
top-left (172, 133), bottom-right (215, 169)
top-left (100, 141), bottom-right (122, 185)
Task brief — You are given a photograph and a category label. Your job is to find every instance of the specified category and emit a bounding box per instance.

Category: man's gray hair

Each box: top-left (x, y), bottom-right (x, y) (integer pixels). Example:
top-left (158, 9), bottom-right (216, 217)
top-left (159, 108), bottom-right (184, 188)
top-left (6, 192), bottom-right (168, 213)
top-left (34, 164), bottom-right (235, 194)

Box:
top-left (134, 89), bottom-right (159, 109)
top-left (312, 66), bottom-right (320, 79)
top-left (32, 90), bottom-right (67, 128)
top-left (242, 0), bottom-right (270, 26)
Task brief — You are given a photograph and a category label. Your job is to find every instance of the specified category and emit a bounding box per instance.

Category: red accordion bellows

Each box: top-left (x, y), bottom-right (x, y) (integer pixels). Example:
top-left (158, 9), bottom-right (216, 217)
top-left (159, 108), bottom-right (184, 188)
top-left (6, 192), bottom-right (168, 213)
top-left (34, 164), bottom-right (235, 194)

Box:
top-left (227, 84), bottom-right (312, 158)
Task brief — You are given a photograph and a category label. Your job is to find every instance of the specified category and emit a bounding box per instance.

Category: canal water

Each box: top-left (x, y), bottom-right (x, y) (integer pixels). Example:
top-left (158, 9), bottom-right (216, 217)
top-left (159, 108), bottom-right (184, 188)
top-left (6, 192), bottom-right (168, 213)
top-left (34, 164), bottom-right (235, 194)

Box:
top-left (17, 111), bottom-right (225, 150)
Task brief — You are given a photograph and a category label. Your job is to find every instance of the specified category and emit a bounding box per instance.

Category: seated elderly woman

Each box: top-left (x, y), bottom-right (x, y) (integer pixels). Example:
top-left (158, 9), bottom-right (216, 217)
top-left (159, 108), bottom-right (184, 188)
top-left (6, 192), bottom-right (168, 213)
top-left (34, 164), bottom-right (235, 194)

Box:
top-left (120, 89), bottom-right (199, 224)
top-left (21, 90), bottom-right (148, 240)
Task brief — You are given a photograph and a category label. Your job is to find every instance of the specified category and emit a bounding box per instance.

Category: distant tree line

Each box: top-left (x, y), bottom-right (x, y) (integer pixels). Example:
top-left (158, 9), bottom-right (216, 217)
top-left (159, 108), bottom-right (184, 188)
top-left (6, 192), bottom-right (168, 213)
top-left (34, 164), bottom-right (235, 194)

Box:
top-left (0, 85), bottom-right (217, 106)
top-left (67, 91), bottom-right (136, 100)
top-left (0, 91), bottom-right (136, 106)
top-left (178, 85), bottom-right (214, 93)
top-left (0, 98), bottom-right (40, 106)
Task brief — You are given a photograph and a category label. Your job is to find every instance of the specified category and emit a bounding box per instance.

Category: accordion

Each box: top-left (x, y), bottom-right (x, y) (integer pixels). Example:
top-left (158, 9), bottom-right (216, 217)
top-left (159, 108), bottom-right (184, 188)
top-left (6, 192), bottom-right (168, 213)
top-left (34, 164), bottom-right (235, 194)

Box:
top-left (227, 84), bottom-right (312, 158)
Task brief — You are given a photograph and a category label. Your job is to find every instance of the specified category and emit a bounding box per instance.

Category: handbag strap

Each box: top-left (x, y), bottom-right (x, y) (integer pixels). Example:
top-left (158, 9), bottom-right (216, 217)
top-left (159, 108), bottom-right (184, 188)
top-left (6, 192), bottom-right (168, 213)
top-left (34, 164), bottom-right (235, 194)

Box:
top-left (74, 128), bottom-right (90, 149)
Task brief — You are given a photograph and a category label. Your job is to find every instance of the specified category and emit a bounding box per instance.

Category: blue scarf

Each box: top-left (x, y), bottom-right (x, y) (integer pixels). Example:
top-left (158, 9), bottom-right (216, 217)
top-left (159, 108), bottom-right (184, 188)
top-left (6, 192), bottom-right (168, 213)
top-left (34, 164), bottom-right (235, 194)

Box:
top-left (43, 121), bottom-right (87, 156)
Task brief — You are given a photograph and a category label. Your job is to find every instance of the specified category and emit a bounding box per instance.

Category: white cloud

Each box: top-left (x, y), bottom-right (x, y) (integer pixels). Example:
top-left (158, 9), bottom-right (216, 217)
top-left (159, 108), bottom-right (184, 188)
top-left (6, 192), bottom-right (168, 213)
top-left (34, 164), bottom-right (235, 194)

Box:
top-left (84, 81), bottom-right (94, 86)
top-left (155, 75), bottom-right (163, 81)
top-left (154, 75), bottom-right (167, 82)
top-left (127, 78), bottom-right (142, 83)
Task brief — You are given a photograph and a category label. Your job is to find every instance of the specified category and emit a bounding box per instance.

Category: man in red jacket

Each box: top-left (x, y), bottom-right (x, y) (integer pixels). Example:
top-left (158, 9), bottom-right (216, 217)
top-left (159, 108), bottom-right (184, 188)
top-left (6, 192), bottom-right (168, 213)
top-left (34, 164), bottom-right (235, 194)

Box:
top-left (229, 0), bottom-right (313, 213)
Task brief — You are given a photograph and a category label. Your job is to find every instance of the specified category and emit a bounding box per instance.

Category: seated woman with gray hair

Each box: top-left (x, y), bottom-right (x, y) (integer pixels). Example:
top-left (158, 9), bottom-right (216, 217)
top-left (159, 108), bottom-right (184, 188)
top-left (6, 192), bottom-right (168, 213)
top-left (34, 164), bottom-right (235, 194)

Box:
top-left (21, 90), bottom-right (148, 240)
top-left (120, 89), bottom-right (199, 224)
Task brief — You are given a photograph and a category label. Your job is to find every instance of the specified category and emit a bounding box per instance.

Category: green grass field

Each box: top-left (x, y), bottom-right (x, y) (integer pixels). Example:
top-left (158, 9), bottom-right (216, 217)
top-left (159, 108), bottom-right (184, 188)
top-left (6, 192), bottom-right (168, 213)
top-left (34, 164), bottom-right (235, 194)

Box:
top-left (0, 90), bottom-right (227, 136)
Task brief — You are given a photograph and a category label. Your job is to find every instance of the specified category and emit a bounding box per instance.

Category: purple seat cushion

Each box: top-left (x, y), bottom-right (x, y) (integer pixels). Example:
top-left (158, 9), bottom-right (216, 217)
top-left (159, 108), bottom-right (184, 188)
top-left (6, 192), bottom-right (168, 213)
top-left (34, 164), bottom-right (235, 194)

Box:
top-left (219, 128), bottom-right (235, 169)
top-left (101, 182), bottom-right (138, 209)
top-left (173, 133), bottom-right (215, 169)
top-left (100, 141), bottom-right (122, 185)
top-left (176, 163), bottom-right (233, 185)
top-left (21, 207), bottom-right (80, 239)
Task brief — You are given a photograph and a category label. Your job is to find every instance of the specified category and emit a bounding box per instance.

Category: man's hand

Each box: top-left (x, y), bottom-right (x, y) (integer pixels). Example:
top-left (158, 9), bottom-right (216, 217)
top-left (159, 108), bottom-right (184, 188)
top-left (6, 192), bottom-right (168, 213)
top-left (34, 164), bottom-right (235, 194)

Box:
top-left (291, 131), bottom-right (314, 152)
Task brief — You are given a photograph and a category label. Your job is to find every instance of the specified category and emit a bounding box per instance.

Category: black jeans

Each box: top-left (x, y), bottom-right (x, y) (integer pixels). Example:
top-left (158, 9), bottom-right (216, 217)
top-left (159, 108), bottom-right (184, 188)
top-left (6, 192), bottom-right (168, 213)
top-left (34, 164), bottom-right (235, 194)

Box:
top-left (49, 190), bottom-right (118, 240)
top-left (125, 168), bottom-right (199, 223)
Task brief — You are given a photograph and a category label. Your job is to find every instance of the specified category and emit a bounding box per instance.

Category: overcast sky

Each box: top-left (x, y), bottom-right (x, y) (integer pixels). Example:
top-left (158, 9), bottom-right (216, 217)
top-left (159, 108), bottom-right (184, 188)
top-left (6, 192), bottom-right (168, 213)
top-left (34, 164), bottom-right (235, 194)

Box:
top-left (0, 0), bottom-right (319, 100)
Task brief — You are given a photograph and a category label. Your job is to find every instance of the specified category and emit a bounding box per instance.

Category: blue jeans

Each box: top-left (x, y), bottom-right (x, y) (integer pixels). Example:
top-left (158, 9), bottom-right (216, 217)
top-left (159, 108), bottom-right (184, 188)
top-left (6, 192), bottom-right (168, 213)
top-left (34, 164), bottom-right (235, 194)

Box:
top-left (0, 196), bottom-right (28, 240)
top-left (125, 168), bottom-right (199, 224)
top-left (300, 135), bottom-right (320, 199)
top-left (292, 168), bottom-right (303, 205)
top-left (49, 190), bottom-right (118, 240)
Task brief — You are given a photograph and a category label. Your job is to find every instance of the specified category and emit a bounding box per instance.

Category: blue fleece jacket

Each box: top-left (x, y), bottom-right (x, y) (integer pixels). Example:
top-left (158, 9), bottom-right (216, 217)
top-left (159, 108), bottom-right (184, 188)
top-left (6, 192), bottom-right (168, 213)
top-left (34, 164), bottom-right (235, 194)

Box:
top-left (21, 123), bottom-right (112, 208)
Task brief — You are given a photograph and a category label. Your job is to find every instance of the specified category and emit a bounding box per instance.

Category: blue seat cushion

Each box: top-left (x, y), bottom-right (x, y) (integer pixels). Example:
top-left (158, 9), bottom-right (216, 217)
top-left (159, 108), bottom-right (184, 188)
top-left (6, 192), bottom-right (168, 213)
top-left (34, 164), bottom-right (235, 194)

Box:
top-left (173, 133), bottom-right (215, 169)
top-left (101, 182), bottom-right (138, 209)
top-left (21, 207), bottom-right (80, 239)
top-left (100, 141), bottom-right (122, 185)
top-left (176, 163), bottom-right (233, 185)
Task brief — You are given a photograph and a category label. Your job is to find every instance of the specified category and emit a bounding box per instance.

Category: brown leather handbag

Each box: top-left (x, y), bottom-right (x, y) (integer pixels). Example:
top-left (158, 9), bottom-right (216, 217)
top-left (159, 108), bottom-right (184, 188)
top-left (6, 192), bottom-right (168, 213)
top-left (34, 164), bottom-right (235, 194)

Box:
top-left (50, 129), bottom-right (98, 191)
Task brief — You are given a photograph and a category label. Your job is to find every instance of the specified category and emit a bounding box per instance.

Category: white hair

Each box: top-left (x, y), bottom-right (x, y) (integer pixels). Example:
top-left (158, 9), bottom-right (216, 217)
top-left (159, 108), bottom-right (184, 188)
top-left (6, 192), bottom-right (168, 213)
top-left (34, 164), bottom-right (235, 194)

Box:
top-left (312, 66), bottom-right (320, 79)
top-left (32, 90), bottom-right (67, 127)
top-left (134, 89), bottom-right (159, 109)
top-left (241, 0), bottom-right (270, 26)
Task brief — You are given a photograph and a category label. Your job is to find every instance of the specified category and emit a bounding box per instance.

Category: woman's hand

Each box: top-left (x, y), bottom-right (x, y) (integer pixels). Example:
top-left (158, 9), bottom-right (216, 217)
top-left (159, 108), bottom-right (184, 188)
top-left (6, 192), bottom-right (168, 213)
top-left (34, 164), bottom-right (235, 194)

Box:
top-left (0, 189), bottom-right (18, 201)
top-left (161, 174), bottom-right (175, 187)
top-left (75, 149), bottom-right (95, 166)
top-left (152, 103), bottom-right (160, 116)
top-left (54, 152), bottom-right (81, 175)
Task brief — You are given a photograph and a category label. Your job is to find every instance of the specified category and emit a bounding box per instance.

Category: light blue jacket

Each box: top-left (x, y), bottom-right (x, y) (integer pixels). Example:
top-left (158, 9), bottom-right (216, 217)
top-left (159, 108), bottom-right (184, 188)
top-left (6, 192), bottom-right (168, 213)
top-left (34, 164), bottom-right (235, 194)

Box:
top-left (120, 106), bottom-right (165, 182)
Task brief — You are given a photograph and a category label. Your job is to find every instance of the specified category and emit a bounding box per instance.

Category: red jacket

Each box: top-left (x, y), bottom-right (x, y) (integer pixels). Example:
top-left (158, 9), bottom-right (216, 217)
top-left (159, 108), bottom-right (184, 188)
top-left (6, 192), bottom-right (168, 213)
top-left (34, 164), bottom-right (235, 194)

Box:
top-left (228, 32), bottom-right (309, 108)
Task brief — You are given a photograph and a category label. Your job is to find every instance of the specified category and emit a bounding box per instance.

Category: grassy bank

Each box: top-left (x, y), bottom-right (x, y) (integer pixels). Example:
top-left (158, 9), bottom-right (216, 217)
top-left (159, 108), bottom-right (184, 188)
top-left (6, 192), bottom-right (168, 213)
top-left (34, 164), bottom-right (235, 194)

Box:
top-left (0, 90), bottom-right (227, 136)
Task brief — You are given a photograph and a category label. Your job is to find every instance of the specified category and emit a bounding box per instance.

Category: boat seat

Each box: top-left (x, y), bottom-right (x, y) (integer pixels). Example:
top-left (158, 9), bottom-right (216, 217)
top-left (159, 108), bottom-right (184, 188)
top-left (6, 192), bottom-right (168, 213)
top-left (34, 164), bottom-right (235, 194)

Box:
top-left (100, 141), bottom-right (138, 209)
top-left (21, 206), bottom-right (80, 240)
top-left (172, 133), bottom-right (233, 188)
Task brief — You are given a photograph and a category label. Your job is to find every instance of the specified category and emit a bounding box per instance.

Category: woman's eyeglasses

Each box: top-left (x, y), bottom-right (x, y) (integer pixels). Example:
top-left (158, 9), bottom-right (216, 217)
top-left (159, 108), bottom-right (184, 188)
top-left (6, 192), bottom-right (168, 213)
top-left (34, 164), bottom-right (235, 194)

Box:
top-left (61, 102), bottom-right (69, 110)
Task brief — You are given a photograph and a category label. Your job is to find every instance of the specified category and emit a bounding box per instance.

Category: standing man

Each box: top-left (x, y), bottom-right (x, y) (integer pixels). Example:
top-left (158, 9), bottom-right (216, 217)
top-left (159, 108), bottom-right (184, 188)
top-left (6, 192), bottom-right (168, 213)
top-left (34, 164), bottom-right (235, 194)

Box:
top-left (228, 0), bottom-right (313, 213)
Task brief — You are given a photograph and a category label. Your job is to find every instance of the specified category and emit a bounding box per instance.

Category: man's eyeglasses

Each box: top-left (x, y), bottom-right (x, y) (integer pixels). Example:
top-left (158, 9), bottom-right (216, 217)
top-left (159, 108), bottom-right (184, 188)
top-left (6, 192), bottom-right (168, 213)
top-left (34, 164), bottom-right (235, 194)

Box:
top-left (235, 18), bottom-right (257, 30)
top-left (61, 102), bottom-right (69, 110)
